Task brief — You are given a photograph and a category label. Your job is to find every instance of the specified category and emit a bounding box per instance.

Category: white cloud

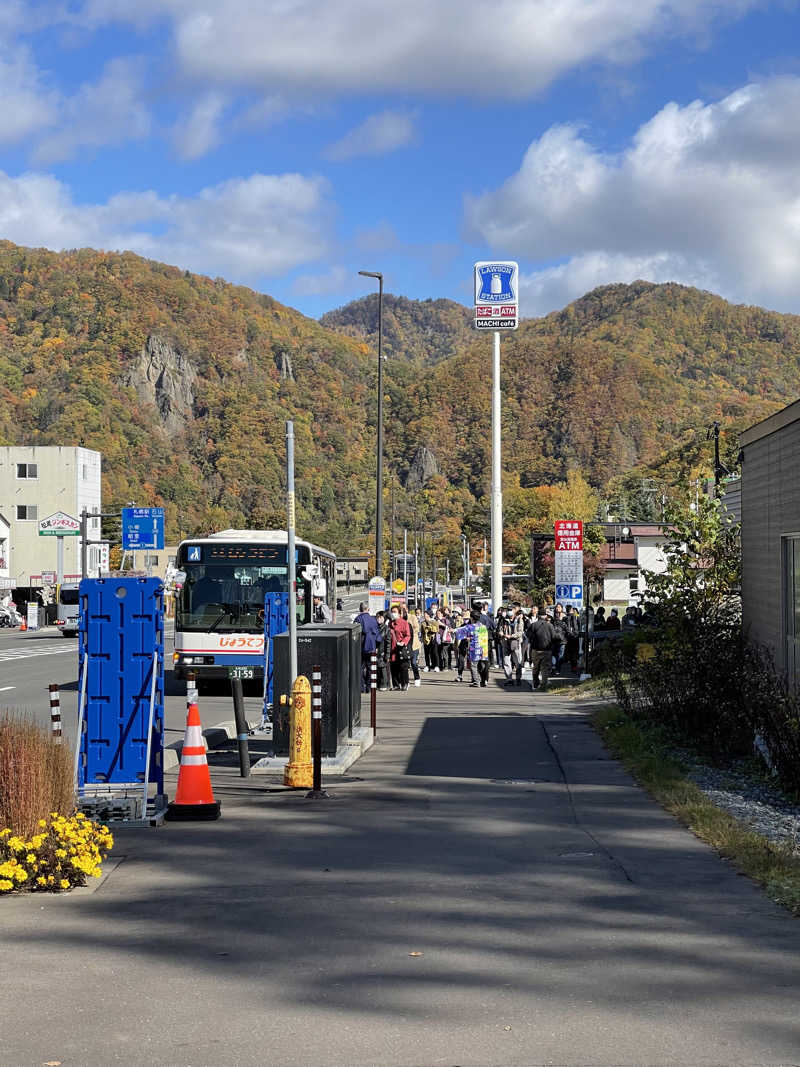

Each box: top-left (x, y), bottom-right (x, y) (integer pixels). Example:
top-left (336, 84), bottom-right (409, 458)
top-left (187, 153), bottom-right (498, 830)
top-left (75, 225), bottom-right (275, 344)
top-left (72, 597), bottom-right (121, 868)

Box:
top-left (0, 53), bottom-right (58, 145)
top-left (292, 264), bottom-right (350, 296)
top-left (77, 0), bottom-right (764, 96)
top-left (466, 76), bottom-right (800, 315)
top-left (0, 170), bottom-right (333, 279)
top-left (32, 58), bottom-right (151, 164)
top-left (325, 111), bottom-right (417, 161)
top-left (173, 92), bottom-right (227, 160)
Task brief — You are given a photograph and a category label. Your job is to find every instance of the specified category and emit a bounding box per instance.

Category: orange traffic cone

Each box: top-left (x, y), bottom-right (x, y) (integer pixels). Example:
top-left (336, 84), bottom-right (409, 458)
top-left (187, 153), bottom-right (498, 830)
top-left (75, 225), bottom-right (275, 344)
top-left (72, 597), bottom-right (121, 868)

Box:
top-left (165, 703), bottom-right (221, 820)
top-left (20, 617), bottom-right (26, 632)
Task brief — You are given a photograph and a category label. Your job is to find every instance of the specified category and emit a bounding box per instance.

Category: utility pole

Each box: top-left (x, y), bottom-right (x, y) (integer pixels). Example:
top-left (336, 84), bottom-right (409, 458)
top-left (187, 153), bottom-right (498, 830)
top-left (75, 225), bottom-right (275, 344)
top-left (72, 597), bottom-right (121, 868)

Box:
top-left (286, 421), bottom-right (298, 685)
top-left (359, 270), bottom-right (384, 577)
top-left (491, 330), bottom-right (502, 612)
top-left (391, 475), bottom-right (396, 582)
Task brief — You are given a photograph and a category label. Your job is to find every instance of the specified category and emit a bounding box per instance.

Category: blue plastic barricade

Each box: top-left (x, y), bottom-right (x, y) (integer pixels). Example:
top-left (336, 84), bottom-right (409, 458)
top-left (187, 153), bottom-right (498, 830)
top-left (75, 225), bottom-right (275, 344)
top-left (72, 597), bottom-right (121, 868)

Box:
top-left (75, 577), bottom-right (165, 823)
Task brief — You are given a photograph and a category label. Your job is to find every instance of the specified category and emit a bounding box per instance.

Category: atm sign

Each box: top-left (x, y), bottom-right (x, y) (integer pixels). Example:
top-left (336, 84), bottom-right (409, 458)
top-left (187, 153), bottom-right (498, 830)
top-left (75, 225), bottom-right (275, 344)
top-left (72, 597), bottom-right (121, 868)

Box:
top-left (554, 520), bottom-right (583, 551)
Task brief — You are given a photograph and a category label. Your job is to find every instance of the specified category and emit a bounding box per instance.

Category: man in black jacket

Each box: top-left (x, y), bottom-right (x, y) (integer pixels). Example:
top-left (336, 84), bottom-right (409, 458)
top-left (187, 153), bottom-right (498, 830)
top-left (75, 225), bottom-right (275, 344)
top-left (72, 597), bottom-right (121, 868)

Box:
top-left (563, 604), bottom-right (580, 674)
top-left (529, 607), bottom-right (556, 691)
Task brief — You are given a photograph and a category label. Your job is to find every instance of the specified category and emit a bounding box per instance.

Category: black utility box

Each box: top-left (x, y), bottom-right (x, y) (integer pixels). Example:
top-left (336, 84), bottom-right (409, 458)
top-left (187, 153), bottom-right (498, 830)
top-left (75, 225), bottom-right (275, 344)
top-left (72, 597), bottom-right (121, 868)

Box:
top-left (303, 623), bottom-right (362, 736)
top-left (272, 627), bottom-right (353, 756)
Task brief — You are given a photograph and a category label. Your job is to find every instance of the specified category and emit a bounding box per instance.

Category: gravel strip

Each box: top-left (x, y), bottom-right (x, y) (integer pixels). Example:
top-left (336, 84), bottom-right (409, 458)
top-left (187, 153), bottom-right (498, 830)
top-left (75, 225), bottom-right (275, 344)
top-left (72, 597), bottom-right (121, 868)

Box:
top-left (672, 749), bottom-right (800, 854)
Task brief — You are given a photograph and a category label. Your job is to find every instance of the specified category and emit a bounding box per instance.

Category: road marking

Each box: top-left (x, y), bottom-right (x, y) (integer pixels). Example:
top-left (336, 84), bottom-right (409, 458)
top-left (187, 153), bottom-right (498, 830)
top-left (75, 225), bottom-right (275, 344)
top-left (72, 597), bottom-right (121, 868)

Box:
top-left (0, 686), bottom-right (15, 691)
top-left (0, 642), bottom-right (76, 663)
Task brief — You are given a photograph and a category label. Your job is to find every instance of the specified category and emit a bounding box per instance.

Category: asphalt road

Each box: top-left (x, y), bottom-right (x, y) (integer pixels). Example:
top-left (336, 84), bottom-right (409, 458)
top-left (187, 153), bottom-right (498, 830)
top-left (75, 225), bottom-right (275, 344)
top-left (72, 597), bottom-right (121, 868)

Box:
top-left (0, 588), bottom-right (370, 745)
top-left (0, 623), bottom-right (265, 748)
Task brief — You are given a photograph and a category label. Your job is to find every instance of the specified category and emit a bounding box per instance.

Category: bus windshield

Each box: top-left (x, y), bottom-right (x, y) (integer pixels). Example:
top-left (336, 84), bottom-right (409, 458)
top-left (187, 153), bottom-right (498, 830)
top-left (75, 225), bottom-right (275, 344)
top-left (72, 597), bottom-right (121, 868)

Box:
top-left (175, 544), bottom-right (309, 633)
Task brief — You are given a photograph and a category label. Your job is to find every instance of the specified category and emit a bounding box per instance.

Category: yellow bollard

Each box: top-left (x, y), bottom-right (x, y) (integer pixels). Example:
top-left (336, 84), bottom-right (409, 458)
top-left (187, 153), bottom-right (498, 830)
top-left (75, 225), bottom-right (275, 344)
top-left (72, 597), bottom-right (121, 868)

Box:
top-left (284, 675), bottom-right (313, 788)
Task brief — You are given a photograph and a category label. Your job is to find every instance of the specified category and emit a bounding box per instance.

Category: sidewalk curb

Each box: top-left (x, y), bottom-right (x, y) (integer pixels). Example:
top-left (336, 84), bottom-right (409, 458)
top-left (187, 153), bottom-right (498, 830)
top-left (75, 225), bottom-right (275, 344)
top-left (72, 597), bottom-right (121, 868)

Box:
top-left (164, 715), bottom-right (263, 771)
top-left (250, 726), bottom-right (376, 776)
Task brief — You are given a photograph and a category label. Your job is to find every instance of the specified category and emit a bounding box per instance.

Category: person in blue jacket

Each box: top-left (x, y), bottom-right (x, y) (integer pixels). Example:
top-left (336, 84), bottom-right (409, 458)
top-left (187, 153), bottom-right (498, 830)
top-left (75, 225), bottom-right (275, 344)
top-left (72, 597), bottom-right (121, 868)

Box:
top-left (354, 601), bottom-right (380, 693)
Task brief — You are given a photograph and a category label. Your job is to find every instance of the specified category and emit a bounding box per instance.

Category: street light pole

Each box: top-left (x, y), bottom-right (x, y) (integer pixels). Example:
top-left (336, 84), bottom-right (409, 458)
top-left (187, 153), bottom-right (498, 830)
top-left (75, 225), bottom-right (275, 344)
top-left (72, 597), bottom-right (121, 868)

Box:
top-left (491, 329), bottom-right (502, 612)
top-left (359, 270), bottom-right (384, 578)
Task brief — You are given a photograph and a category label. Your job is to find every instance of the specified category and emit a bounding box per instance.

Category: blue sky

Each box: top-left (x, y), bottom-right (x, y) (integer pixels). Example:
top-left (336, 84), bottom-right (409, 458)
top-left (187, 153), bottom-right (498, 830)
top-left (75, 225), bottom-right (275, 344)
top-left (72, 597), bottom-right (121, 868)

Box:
top-left (1, 1), bottom-right (799, 319)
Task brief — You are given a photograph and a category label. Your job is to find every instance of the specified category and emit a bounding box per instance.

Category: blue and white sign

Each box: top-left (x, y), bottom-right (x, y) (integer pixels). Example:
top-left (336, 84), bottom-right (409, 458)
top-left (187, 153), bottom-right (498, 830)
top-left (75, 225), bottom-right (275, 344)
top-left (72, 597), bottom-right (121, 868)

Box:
top-left (474, 261), bottom-right (519, 330)
top-left (122, 507), bottom-right (165, 551)
top-left (187, 545), bottom-right (202, 562)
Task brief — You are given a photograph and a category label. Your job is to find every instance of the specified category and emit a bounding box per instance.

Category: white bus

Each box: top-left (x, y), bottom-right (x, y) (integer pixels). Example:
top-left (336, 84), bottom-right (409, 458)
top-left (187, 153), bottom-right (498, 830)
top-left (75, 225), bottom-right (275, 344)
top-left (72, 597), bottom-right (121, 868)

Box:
top-left (172, 529), bottom-right (336, 685)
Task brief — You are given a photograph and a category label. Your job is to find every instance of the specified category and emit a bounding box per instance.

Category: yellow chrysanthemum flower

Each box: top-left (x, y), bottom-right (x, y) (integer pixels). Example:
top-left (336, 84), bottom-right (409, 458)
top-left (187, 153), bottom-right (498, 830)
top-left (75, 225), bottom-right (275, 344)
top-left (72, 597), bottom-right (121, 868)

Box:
top-left (0, 879), bottom-right (13, 891)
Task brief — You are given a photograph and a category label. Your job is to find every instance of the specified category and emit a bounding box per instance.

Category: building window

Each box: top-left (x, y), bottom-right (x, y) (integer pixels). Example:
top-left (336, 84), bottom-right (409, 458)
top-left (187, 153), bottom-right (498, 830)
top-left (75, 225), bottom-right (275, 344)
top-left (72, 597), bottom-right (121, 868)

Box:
top-left (629, 573), bottom-right (639, 593)
top-left (144, 554), bottom-right (160, 567)
top-left (82, 464), bottom-right (88, 480)
top-left (16, 505), bottom-right (38, 521)
top-left (16, 463), bottom-right (38, 479)
top-left (782, 537), bottom-right (800, 686)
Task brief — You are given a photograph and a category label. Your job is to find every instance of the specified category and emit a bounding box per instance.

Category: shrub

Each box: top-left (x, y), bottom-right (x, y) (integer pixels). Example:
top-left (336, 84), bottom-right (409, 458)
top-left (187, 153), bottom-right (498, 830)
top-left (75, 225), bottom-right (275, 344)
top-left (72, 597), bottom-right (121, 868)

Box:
top-left (0, 812), bottom-right (114, 893)
top-left (0, 712), bottom-right (75, 838)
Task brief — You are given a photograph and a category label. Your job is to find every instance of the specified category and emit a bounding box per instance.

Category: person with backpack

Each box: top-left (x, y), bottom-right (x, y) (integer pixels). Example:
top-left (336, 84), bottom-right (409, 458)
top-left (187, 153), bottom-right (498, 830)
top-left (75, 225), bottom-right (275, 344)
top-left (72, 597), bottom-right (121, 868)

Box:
top-left (496, 607), bottom-right (514, 684)
top-left (454, 611), bottom-right (490, 687)
top-left (551, 604), bottom-right (568, 674)
top-left (563, 604), bottom-right (580, 674)
top-left (476, 602), bottom-right (496, 667)
top-left (438, 611), bottom-right (454, 671)
top-left (375, 610), bottom-right (392, 691)
top-left (404, 605), bottom-right (422, 687)
top-left (389, 607), bottom-right (411, 691)
top-left (422, 611), bottom-right (439, 671)
top-left (353, 601), bottom-right (380, 693)
top-left (506, 605), bottom-right (526, 686)
top-left (529, 606), bottom-right (557, 691)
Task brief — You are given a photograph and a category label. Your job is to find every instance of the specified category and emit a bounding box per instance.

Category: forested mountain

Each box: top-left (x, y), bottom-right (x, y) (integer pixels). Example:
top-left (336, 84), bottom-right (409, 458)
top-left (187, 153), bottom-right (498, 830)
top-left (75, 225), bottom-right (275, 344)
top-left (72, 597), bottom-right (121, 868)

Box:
top-left (320, 294), bottom-right (472, 365)
top-left (1, 241), bottom-right (799, 563)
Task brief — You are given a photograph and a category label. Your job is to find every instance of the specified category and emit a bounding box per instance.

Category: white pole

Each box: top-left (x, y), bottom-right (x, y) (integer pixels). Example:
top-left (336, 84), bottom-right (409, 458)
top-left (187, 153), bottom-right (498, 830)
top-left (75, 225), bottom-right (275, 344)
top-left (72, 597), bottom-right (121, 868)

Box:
top-left (56, 536), bottom-right (64, 587)
top-left (491, 329), bottom-right (503, 613)
top-left (403, 528), bottom-right (408, 602)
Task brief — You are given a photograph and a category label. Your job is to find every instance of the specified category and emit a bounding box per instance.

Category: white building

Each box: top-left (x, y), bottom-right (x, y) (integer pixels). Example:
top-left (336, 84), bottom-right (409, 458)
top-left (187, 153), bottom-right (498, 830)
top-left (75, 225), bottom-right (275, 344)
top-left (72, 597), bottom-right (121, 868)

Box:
top-left (597, 523), bottom-right (669, 607)
top-left (0, 447), bottom-right (102, 588)
top-left (0, 512), bottom-right (10, 586)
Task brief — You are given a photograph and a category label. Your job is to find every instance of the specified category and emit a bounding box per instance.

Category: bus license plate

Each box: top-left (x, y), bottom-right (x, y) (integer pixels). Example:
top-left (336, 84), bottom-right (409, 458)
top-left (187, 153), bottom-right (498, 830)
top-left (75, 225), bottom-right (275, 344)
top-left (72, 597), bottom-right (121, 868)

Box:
top-left (227, 666), bottom-right (255, 680)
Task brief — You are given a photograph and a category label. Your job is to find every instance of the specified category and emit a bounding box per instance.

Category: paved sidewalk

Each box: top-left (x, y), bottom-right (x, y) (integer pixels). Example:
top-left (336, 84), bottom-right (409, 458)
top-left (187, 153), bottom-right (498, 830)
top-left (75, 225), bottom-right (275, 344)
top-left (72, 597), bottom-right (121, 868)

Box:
top-left (2, 673), bottom-right (800, 1066)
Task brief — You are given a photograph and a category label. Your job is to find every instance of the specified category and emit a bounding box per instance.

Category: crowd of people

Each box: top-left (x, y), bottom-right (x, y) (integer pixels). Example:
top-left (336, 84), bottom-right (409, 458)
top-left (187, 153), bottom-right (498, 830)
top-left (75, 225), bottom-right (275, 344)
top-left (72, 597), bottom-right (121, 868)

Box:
top-left (351, 600), bottom-right (587, 694)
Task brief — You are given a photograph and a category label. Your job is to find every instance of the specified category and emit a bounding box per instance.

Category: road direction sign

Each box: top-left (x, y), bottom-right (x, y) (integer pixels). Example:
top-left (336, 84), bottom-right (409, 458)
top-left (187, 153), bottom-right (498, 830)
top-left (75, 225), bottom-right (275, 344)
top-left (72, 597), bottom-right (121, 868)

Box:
top-left (474, 261), bottom-right (519, 330)
top-left (122, 507), bottom-right (165, 551)
top-left (38, 511), bottom-right (80, 536)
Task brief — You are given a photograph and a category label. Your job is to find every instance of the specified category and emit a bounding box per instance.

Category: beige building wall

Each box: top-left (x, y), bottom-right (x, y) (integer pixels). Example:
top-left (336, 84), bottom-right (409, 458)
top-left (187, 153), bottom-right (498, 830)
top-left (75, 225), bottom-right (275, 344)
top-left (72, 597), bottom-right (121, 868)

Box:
top-left (0, 446), bottom-right (102, 584)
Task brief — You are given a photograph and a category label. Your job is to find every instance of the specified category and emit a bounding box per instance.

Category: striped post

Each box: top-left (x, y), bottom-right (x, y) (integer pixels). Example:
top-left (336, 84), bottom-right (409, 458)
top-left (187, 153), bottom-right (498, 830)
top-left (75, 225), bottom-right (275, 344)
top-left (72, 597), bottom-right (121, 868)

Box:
top-left (370, 651), bottom-right (377, 739)
top-left (49, 683), bottom-right (62, 744)
top-left (305, 667), bottom-right (329, 800)
top-left (186, 670), bottom-right (198, 711)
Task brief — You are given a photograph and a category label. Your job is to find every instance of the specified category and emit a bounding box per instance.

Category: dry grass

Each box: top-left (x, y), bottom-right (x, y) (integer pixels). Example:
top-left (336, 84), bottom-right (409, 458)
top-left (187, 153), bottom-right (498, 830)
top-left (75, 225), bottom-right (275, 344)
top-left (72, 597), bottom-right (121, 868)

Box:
top-left (0, 711), bottom-right (75, 838)
top-left (594, 705), bottom-right (800, 916)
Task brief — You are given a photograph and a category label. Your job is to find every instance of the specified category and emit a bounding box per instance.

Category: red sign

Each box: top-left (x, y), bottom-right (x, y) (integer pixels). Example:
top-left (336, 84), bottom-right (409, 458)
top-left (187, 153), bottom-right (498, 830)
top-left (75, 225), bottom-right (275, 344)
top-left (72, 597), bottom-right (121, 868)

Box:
top-left (554, 520), bottom-right (583, 552)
